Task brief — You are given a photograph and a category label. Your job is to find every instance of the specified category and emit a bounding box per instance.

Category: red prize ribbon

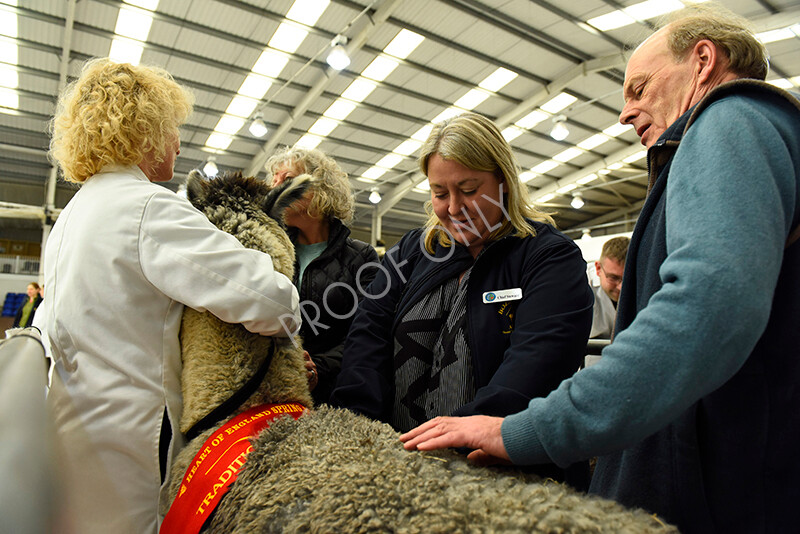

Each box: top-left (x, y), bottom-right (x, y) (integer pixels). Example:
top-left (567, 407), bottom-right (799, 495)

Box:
top-left (160, 403), bottom-right (305, 534)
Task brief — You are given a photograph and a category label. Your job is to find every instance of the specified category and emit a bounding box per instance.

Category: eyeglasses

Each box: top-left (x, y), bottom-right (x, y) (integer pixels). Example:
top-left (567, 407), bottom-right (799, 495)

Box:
top-left (600, 265), bottom-right (623, 285)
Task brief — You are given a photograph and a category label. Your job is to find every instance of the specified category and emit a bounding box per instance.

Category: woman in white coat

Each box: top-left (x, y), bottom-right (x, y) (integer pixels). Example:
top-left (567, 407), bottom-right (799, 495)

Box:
top-left (44, 58), bottom-right (300, 534)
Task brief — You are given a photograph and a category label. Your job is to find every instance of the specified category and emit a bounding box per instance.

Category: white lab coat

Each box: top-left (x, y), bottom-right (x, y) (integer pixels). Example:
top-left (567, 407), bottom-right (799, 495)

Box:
top-left (42, 165), bottom-right (300, 534)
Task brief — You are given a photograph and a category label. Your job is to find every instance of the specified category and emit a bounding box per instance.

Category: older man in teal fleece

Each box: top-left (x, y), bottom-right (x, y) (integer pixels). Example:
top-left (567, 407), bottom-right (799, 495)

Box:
top-left (401, 5), bottom-right (800, 533)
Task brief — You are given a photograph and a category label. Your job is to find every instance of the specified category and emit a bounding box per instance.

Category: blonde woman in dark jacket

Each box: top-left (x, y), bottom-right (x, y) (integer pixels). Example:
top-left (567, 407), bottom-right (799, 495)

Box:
top-left (269, 147), bottom-right (379, 404)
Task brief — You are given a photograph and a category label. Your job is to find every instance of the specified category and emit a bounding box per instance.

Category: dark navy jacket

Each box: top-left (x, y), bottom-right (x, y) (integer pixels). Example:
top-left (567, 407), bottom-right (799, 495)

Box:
top-left (331, 221), bottom-right (593, 425)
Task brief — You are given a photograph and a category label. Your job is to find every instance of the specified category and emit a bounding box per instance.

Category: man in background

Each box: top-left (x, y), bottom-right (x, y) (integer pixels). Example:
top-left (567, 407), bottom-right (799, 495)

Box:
top-left (590, 236), bottom-right (629, 339)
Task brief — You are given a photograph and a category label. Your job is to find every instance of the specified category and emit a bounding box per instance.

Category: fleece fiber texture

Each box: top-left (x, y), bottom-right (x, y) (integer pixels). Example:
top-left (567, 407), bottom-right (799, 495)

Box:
top-left (166, 171), bottom-right (676, 533)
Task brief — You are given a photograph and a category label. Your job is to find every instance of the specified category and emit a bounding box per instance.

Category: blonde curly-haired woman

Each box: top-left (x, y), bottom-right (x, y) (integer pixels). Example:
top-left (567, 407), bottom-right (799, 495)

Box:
top-left (44, 59), bottom-right (300, 533)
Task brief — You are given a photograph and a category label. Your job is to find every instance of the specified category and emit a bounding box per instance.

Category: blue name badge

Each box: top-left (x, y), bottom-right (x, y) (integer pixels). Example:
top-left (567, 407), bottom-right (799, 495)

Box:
top-left (482, 288), bottom-right (522, 304)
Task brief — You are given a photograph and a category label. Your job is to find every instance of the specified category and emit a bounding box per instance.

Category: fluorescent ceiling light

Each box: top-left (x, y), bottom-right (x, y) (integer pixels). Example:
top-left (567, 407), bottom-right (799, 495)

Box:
top-left (393, 139), bottom-right (423, 156)
top-left (238, 74), bottom-right (272, 99)
top-left (586, 11), bottom-right (635, 31)
top-left (252, 50), bottom-right (289, 78)
top-left (531, 160), bottom-right (559, 174)
top-left (109, 38), bottom-right (144, 65)
top-left (479, 67), bottom-right (518, 92)
top-left (362, 166), bottom-right (388, 180)
top-left (519, 171), bottom-right (538, 184)
top-left (269, 23), bottom-right (307, 54)
top-left (384, 29), bottom-right (424, 59)
top-left (0, 87), bottom-right (18, 109)
top-left (286, 0), bottom-right (329, 26)
top-left (432, 107), bottom-right (461, 124)
top-left (308, 117), bottom-right (338, 137)
top-left (341, 78), bottom-right (377, 102)
top-left (603, 123), bottom-right (633, 137)
top-left (0, 66), bottom-right (18, 88)
top-left (295, 133), bottom-right (323, 149)
top-left (623, 150), bottom-right (648, 163)
top-left (226, 95), bottom-right (259, 118)
top-left (206, 133), bottom-right (233, 151)
top-left (540, 92), bottom-right (577, 113)
top-left (536, 193), bottom-right (555, 203)
top-left (557, 183), bottom-right (578, 194)
top-left (361, 56), bottom-right (399, 82)
top-left (501, 126), bottom-right (524, 142)
top-left (577, 174), bottom-right (597, 185)
top-left (411, 124), bottom-right (434, 142)
top-left (553, 147), bottom-right (583, 163)
top-left (515, 110), bottom-right (549, 129)
top-left (214, 115), bottom-right (246, 135)
top-left (124, 0), bottom-right (159, 10)
top-left (323, 99), bottom-right (357, 120)
top-left (115, 7), bottom-right (153, 41)
top-left (454, 89), bottom-right (490, 110)
top-left (577, 134), bottom-right (610, 150)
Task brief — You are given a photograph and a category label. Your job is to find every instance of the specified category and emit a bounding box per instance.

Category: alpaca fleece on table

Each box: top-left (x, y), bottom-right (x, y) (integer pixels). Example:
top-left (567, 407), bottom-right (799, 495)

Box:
top-left (166, 171), bottom-right (676, 533)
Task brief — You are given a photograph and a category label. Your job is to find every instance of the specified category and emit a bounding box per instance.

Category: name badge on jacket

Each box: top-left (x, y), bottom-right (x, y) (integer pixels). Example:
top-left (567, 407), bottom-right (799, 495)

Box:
top-left (482, 288), bottom-right (522, 304)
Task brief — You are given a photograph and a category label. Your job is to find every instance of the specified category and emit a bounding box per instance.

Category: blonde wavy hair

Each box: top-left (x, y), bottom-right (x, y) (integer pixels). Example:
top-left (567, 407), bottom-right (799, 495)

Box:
top-left (419, 112), bottom-right (554, 253)
top-left (663, 3), bottom-right (768, 80)
top-left (49, 58), bottom-right (194, 183)
top-left (265, 146), bottom-right (354, 223)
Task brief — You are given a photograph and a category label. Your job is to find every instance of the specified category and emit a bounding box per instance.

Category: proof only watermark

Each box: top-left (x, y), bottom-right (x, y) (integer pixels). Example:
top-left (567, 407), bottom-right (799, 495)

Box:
top-left (278, 183), bottom-right (511, 341)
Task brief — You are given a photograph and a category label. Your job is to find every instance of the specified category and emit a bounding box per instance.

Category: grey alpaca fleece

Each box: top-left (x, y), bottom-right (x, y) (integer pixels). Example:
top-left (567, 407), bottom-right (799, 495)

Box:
top-left (166, 171), bottom-right (676, 533)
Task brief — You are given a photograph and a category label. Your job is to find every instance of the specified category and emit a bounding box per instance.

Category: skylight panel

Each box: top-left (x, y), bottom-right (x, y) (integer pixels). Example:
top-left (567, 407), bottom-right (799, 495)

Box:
top-left (577, 134), bottom-right (610, 150)
top-left (0, 87), bottom-right (17, 110)
top-left (0, 41), bottom-right (16, 64)
top-left (286, 0), bottom-right (329, 25)
top-left (323, 100), bottom-right (357, 120)
top-left (453, 89), bottom-right (490, 111)
top-left (536, 193), bottom-right (555, 203)
top-left (115, 7), bottom-right (153, 41)
top-left (767, 78), bottom-right (793, 89)
top-left (361, 56), bottom-right (399, 82)
top-left (531, 160), bottom-right (559, 174)
top-left (252, 50), bottom-right (290, 78)
top-left (206, 133), bottom-right (234, 151)
top-left (432, 107), bottom-right (461, 124)
top-left (623, 150), bottom-right (647, 163)
top-left (269, 23), bottom-right (308, 54)
top-left (608, 162), bottom-right (624, 170)
top-left (479, 67), bottom-right (517, 92)
top-left (540, 93), bottom-right (577, 113)
top-left (577, 174), bottom-right (598, 185)
top-left (375, 153), bottom-right (404, 169)
top-left (361, 166), bottom-right (388, 180)
top-left (295, 133), bottom-right (323, 149)
top-left (515, 110), bottom-right (549, 129)
top-left (411, 125), bottom-right (434, 142)
top-left (341, 78), bottom-right (377, 103)
top-left (214, 115), bottom-right (246, 135)
top-left (557, 183), bottom-right (578, 194)
top-left (0, 4), bottom-right (18, 38)
top-left (225, 95), bottom-right (259, 118)
top-left (519, 171), bottom-right (538, 184)
top-left (415, 180), bottom-right (430, 191)
top-left (393, 139), bottom-right (423, 156)
top-left (109, 38), bottom-right (144, 64)
top-left (238, 74), bottom-right (272, 99)
top-left (501, 126), bottom-right (524, 142)
top-left (757, 24), bottom-right (800, 44)
top-left (0, 67), bottom-right (17, 88)
top-left (552, 148), bottom-right (583, 163)
top-left (603, 123), bottom-right (633, 137)
top-left (308, 117), bottom-right (338, 137)
top-left (384, 29), bottom-right (424, 59)
top-left (586, 10), bottom-right (635, 31)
